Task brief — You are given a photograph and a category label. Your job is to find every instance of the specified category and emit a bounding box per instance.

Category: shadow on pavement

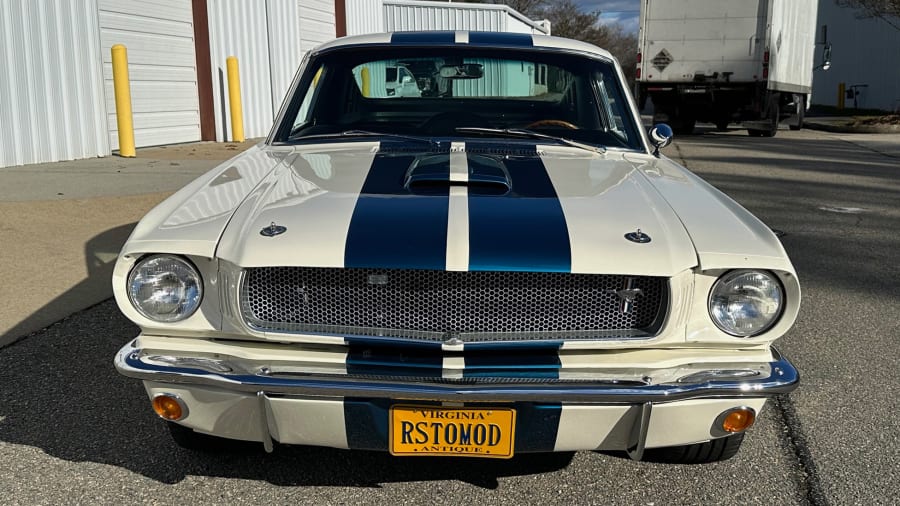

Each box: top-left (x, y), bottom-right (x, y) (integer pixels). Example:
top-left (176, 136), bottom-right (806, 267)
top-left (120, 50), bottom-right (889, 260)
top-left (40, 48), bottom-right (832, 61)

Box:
top-left (0, 223), bottom-right (135, 348)
top-left (0, 303), bottom-right (572, 486)
top-left (0, 223), bottom-right (575, 486)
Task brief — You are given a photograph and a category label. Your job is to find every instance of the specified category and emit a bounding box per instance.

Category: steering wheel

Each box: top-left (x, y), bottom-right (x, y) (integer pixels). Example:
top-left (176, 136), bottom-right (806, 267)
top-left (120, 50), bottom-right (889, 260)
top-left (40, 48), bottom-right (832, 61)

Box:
top-left (525, 119), bottom-right (579, 130)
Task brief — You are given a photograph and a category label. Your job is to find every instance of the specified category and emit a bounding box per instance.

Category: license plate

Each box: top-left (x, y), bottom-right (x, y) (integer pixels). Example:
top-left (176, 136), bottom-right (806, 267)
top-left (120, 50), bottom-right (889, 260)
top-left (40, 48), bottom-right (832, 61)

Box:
top-left (389, 405), bottom-right (516, 458)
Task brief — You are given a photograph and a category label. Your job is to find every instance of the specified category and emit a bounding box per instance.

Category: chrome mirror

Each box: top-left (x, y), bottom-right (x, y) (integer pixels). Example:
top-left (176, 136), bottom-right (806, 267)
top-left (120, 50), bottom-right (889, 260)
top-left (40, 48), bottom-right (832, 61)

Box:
top-left (648, 124), bottom-right (673, 157)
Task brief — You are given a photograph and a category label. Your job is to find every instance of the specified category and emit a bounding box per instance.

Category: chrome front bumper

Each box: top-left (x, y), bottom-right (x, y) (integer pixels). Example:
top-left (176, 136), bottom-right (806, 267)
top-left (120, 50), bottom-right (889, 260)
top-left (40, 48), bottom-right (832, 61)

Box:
top-left (114, 339), bottom-right (799, 404)
top-left (116, 339), bottom-right (799, 457)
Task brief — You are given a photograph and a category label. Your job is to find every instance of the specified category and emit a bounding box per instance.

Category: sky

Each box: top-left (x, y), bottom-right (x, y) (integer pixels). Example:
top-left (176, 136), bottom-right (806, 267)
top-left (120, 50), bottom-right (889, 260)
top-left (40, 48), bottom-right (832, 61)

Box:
top-left (573, 0), bottom-right (640, 33)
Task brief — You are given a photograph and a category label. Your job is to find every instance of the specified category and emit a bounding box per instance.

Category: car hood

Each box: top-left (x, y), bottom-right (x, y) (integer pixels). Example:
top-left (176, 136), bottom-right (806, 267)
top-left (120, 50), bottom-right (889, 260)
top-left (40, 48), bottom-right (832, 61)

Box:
top-left (214, 141), bottom-right (700, 276)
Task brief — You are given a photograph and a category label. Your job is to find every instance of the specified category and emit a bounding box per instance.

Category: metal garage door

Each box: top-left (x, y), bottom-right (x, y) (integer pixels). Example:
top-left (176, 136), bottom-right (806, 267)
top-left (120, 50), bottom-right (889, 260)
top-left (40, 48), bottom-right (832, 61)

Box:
top-left (99, 0), bottom-right (201, 150)
top-left (207, 0), bottom-right (336, 141)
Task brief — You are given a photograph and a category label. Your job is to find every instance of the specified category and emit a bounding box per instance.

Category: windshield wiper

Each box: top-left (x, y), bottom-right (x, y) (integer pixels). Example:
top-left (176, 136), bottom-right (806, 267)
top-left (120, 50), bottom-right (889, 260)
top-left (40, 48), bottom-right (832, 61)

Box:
top-left (455, 127), bottom-right (606, 154)
top-left (288, 129), bottom-right (438, 147)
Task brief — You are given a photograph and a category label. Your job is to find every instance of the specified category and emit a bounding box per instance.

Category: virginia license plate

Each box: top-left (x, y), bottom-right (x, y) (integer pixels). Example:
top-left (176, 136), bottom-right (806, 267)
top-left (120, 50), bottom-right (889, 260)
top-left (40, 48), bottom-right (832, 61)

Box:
top-left (389, 405), bottom-right (516, 458)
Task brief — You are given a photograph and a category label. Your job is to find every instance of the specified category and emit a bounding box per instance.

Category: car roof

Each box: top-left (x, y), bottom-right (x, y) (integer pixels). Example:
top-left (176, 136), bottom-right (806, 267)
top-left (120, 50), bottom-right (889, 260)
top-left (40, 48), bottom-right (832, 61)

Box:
top-left (313, 31), bottom-right (614, 60)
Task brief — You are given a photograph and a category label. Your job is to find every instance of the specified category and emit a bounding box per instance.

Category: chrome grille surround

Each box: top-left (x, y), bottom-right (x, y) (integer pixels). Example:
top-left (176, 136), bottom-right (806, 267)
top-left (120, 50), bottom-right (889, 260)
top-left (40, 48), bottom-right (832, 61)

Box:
top-left (240, 267), bottom-right (668, 342)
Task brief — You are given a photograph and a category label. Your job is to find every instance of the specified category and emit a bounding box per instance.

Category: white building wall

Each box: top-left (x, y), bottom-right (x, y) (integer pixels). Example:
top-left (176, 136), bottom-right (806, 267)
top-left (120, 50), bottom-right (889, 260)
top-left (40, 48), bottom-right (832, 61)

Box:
top-left (349, 0), bottom-right (550, 37)
top-left (267, 1), bottom-right (303, 118)
top-left (346, 0), bottom-right (385, 35)
top-left (299, 0), bottom-right (337, 52)
top-left (208, 0), bottom-right (335, 142)
top-left (208, 0), bottom-right (273, 141)
top-left (0, 0), bottom-right (108, 168)
top-left (98, 0), bottom-right (201, 150)
top-left (383, 0), bottom-right (506, 32)
top-left (811, 0), bottom-right (900, 111)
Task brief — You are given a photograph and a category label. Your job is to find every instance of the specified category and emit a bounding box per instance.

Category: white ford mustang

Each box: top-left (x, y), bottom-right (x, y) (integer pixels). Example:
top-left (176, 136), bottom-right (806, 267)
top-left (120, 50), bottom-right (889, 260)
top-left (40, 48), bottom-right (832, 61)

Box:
top-left (114, 31), bottom-right (800, 463)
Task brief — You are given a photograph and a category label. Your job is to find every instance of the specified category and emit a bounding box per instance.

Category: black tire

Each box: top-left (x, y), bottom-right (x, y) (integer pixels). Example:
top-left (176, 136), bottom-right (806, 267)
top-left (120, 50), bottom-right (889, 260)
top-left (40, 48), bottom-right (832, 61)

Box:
top-left (643, 433), bottom-right (745, 464)
top-left (673, 117), bottom-right (696, 135)
top-left (761, 101), bottom-right (780, 137)
top-left (167, 422), bottom-right (230, 451)
top-left (715, 120), bottom-right (729, 132)
top-left (747, 129), bottom-right (763, 137)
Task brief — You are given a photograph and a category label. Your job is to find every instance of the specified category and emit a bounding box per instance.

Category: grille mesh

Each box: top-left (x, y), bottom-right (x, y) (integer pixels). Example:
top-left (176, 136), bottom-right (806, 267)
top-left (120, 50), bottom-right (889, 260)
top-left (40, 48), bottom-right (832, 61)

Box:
top-left (241, 268), bottom-right (667, 342)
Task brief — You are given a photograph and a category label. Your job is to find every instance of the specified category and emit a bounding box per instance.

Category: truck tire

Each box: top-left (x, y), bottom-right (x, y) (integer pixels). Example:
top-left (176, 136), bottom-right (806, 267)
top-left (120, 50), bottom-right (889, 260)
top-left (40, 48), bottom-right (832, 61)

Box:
top-left (642, 433), bottom-right (745, 464)
top-left (789, 95), bottom-right (805, 131)
top-left (673, 116), bottom-right (696, 135)
top-left (760, 101), bottom-right (780, 137)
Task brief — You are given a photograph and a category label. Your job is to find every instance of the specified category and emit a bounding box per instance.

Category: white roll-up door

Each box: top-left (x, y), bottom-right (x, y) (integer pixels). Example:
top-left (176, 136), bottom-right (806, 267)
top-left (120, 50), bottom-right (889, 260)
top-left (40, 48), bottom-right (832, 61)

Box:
top-left (99, 0), bottom-right (201, 150)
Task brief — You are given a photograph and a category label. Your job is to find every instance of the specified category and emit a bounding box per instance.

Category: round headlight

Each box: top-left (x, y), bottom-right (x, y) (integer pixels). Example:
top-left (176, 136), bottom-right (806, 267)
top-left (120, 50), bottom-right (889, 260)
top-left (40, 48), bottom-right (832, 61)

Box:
top-left (708, 270), bottom-right (783, 337)
top-left (127, 255), bottom-right (203, 322)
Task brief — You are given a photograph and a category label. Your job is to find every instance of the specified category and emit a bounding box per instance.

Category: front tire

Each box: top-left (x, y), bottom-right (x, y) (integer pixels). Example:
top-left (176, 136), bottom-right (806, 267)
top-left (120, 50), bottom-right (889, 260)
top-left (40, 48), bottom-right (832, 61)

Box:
top-left (642, 433), bottom-right (745, 464)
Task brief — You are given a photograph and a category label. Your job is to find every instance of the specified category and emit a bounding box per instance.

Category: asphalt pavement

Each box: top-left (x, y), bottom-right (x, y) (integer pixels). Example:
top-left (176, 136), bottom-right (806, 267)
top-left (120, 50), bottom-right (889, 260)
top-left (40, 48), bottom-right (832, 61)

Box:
top-left (1, 126), bottom-right (898, 504)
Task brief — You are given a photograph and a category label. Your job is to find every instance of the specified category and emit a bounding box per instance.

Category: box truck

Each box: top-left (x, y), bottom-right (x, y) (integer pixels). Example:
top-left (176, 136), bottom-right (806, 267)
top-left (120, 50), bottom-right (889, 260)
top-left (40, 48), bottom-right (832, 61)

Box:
top-left (635, 0), bottom-right (824, 136)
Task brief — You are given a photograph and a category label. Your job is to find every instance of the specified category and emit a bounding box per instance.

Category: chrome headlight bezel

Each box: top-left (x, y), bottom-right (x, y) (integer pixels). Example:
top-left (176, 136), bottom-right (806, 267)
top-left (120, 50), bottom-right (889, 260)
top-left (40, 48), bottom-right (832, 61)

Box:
top-left (708, 269), bottom-right (785, 338)
top-left (127, 254), bottom-right (203, 323)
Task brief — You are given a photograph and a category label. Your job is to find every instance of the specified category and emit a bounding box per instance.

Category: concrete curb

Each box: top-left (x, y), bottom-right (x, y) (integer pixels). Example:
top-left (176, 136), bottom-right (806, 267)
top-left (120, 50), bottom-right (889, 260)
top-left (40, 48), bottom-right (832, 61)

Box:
top-left (804, 120), bottom-right (900, 134)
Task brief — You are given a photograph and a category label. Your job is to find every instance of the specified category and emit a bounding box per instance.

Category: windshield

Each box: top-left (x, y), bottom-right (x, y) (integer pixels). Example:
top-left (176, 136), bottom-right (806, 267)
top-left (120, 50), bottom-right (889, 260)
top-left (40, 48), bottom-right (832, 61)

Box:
top-left (277, 46), bottom-right (642, 151)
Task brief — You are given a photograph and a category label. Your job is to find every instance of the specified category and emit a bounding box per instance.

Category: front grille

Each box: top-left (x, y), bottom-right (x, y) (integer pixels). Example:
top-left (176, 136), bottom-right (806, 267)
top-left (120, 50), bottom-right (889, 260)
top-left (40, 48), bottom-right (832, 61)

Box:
top-left (241, 268), bottom-right (667, 342)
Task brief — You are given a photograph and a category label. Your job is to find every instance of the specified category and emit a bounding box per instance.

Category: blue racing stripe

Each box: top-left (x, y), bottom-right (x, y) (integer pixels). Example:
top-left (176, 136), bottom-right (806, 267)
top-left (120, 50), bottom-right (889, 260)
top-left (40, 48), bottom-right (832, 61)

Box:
top-left (391, 32), bottom-right (455, 45)
top-left (463, 342), bottom-right (562, 379)
top-left (466, 142), bottom-right (571, 272)
top-left (344, 398), bottom-right (392, 451)
top-left (513, 404), bottom-right (562, 452)
top-left (344, 144), bottom-right (450, 269)
top-left (468, 32), bottom-right (534, 47)
top-left (345, 337), bottom-right (444, 377)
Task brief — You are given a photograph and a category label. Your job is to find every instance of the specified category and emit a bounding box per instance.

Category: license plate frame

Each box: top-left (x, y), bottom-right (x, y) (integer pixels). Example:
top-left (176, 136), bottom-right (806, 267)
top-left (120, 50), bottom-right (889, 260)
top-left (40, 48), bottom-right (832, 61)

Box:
top-left (389, 405), bottom-right (516, 458)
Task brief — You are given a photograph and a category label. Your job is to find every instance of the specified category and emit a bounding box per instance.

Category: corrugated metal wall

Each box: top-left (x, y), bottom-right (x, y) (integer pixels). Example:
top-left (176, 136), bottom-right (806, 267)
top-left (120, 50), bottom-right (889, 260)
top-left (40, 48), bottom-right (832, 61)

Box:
top-left (346, 0), bottom-right (385, 35)
top-left (208, 0), bottom-right (335, 141)
top-left (98, 0), bottom-right (201, 150)
top-left (299, 0), bottom-right (337, 52)
top-left (383, 0), bottom-right (506, 32)
top-left (208, 0), bottom-right (276, 141)
top-left (348, 0), bottom-right (550, 37)
top-left (267, 0), bottom-right (303, 118)
top-left (0, 0), bottom-right (109, 168)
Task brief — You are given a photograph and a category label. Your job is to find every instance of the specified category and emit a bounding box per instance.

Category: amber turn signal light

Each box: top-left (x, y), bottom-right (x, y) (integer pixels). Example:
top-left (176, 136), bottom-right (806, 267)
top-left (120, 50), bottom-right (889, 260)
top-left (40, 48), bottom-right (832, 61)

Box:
top-left (152, 394), bottom-right (186, 421)
top-left (721, 408), bottom-right (756, 433)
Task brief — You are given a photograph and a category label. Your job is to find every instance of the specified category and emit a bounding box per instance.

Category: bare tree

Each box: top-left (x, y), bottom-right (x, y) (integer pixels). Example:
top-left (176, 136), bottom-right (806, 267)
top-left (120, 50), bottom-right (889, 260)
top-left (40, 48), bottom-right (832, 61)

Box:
top-left (456, 0), bottom-right (546, 18)
top-left (533, 0), bottom-right (639, 82)
top-left (457, 0), bottom-right (639, 83)
top-left (837, 0), bottom-right (900, 30)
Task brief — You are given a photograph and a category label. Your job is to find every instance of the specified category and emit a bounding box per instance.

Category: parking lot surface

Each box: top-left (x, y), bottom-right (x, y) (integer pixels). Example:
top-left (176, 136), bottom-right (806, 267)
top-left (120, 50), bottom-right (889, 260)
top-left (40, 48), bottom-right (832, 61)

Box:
top-left (1, 127), bottom-right (897, 505)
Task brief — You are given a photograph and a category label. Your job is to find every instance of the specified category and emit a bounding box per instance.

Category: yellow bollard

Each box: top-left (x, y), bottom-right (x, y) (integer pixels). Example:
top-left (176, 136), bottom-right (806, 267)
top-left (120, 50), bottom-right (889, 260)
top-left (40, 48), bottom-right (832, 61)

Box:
top-left (226, 56), bottom-right (245, 142)
top-left (837, 82), bottom-right (845, 110)
top-left (111, 44), bottom-right (136, 157)
top-left (361, 67), bottom-right (371, 98)
top-left (312, 67), bottom-right (323, 87)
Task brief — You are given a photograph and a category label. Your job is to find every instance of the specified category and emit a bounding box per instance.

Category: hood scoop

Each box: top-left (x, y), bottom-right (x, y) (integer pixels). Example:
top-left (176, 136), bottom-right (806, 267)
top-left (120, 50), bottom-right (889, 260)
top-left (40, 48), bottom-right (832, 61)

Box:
top-left (405, 153), bottom-right (510, 195)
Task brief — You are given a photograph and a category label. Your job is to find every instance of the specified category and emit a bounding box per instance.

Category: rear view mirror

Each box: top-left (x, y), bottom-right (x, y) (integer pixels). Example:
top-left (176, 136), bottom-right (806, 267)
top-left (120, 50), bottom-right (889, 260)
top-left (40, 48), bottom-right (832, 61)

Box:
top-left (439, 64), bottom-right (484, 79)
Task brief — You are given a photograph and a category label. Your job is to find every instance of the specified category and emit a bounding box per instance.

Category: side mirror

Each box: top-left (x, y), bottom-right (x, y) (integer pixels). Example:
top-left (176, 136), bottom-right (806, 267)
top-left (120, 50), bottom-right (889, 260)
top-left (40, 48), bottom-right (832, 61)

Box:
top-left (648, 124), bottom-right (673, 157)
top-left (401, 75), bottom-right (414, 84)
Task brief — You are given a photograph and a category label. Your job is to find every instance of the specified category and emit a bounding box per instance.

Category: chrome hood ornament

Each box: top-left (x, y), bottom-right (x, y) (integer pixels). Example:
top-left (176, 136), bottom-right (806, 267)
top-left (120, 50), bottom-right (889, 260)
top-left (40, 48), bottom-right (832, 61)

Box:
top-left (625, 229), bottom-right (651, 244)
top-left (260, 222), bottom-right (287, 237)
